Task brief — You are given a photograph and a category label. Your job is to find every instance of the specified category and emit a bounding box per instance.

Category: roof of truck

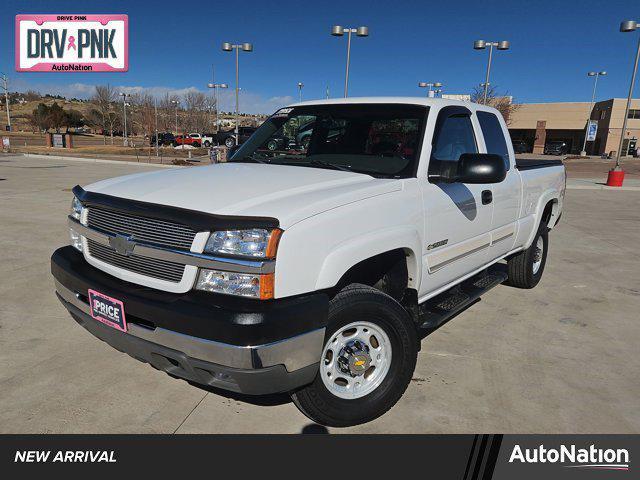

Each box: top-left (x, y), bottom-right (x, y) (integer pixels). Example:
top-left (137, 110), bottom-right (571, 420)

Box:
top-left (287, 96), bottom-right (496, 112)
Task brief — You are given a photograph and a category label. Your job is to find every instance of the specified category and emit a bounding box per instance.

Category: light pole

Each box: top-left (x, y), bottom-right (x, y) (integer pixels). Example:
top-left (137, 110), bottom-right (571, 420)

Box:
top-left (580, 71), bottom-right (607, 156)
top-left (331, 25), bottom-right (369, 97)
top-left (615, 20), bottom-right (640, 172)
top-left (418, 82), bottom-right (443, 98)
top-left (297, 82), bottom-right (304, 102)
top-left (222, 42), bottom-right (253, 145)
top-left (119, 92), bottom-right (130, 146)
top-left (171, 99), bottom-right (180, 135)
top-left (473, 40), bottom-right (510, 104)
top-left (207, 82), bottom-right (228, 134)
top-left (1, 73), bottom-right (10, 131)
top-left (154, 97), bottom-right (160, 157)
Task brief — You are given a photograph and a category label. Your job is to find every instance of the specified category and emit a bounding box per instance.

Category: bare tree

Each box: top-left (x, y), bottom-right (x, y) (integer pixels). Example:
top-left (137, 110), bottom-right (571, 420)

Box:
top-left (159, 93), bottom-right (180, 133)
top-left (183, 91), bottom-right (208, 133)
top-left (91, 85), bottom-right (119, 144)
top-left (470, 85), bottom-right (520, 125)
top-left (129, 92), bottom-right (156, 140)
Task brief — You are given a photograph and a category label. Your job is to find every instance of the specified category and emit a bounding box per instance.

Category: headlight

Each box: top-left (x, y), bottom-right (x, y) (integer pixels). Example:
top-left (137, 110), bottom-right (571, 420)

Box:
top-left (196, 269), bottom-right (274, 299)
top-left (204, 228), bottom-right (282, 258)
top-left (70, 196), bottom-right (83, 221)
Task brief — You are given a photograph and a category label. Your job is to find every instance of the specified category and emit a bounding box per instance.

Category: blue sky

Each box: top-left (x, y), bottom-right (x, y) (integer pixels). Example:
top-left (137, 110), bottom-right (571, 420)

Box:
top-left (1, 0), bottom-right (638, 113)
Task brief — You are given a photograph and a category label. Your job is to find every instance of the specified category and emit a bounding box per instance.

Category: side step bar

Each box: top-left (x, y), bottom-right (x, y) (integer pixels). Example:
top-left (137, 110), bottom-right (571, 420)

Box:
top-left (417, 268), bottom-right (508, 335)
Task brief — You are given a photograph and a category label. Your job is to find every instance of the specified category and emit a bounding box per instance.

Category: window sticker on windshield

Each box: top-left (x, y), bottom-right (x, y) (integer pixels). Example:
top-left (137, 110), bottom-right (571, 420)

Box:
top-left (272, 107), bottom-right (293, 118)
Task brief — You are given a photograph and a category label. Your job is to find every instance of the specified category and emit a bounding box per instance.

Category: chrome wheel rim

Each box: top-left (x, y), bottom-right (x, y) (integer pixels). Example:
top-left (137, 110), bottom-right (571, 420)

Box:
top-left (532, 236), bottom-right (544, 275)
top-left (320, 321), bottom-right (392, 400)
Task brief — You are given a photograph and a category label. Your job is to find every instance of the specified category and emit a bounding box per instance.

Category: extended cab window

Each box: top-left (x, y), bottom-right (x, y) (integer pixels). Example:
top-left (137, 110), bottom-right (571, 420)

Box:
top-left (431, 114), bottom-right (477, 162)
top-left (230, 104), bottom-right (427, 178)
top-left (477, 111), bottom-right (510, 170)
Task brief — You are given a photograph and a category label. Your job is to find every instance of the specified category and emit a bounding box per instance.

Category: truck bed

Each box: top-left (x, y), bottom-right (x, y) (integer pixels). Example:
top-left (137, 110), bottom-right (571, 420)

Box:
top-left (515, 158), bottom-right (564, 170)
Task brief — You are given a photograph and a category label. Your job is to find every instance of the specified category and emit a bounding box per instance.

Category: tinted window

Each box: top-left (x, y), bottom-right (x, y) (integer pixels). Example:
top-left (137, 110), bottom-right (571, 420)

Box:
top-left (477, 111), bottom-right (509, 169)
top-left (231, 104), bottom-right (427, 178)
top-left (432, 115), bottom-right (477, 161)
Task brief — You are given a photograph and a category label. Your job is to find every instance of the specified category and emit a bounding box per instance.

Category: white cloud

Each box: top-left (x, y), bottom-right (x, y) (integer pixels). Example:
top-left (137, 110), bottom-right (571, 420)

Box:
top-left (9, 79), bottom-right (293, 114)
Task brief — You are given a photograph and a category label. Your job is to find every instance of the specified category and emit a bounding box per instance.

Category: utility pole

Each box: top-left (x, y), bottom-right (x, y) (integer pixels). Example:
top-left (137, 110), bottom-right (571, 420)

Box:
top-left (1, 73), bottom-right (11, 131)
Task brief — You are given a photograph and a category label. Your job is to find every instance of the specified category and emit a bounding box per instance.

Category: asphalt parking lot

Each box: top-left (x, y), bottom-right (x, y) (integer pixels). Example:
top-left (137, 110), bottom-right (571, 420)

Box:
top-left (1, 153), bottom-right (639, 433)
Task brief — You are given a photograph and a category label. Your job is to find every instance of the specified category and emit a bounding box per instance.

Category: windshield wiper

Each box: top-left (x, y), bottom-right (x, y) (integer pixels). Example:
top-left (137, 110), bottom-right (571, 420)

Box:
top-left (308, 159), bottom-right (353, 172)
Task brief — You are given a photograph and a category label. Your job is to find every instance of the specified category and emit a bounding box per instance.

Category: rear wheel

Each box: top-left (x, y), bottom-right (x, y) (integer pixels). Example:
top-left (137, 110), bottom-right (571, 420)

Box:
top-left (291, 284), bottom-right (417, 427)
top-left (204, 140), bottom-right (211, 147)
top-left (506, 223), bottom-right (549, 289)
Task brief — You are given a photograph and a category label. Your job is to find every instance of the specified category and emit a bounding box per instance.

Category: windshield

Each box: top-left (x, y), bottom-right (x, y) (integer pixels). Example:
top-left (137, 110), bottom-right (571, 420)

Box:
top-left (229, 104), bottom-right (428, 178)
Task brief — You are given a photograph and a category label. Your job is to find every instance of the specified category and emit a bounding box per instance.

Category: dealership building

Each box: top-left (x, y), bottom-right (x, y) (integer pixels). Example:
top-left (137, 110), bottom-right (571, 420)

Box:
top-left (507, 98), bottom-right (640, 156)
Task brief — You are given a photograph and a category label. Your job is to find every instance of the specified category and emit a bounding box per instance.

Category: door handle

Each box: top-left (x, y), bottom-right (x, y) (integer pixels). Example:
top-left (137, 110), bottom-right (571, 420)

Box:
top-left (481, 190), bottom-right (493, 205)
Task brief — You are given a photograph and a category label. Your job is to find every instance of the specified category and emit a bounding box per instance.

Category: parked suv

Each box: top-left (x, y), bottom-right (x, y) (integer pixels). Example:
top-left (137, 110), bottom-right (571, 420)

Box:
top-left (150, 132), bottom-right (175, 147)
top-left (544, 141), bottom-right (569, 155)
top-left (216, 127), bottom-right (258, 148)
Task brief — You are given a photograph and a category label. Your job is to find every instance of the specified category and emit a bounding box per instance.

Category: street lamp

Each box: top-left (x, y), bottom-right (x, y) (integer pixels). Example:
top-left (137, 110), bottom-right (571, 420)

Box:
top-left (297, 82), bottom-right (304, 102)
top-left (119, 92), bottom-right (130, 146)
top-left (580, 71), bottom-right (607, 156)
top-left (614, 20), bottom-right (640, 176)
top-left (331, 25), bottom-right (369, 97)
top-left (1, 73), bottom-right (10, 131)
top-left (207, 82), bottom-right (228, 134)
top-left (473, 39), bottom-right (510, 104)
top-left (170, 99), bottom-right (180, 135)
top-left (418, 81), bottom-right (443, 98)
top-left (222, 41), bottom-right (253, 145)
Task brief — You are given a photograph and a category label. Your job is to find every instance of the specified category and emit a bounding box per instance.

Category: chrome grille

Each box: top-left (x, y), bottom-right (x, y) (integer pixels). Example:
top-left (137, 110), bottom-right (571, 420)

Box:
top-left (87, 207), bottom-right (197, 250)
top-left (87, 239), bottom-right (185, 283)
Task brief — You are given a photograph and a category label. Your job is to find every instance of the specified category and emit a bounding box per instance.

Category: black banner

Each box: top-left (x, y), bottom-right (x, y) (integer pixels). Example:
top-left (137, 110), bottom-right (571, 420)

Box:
top-left (1, 435), bottom-right (636, 478)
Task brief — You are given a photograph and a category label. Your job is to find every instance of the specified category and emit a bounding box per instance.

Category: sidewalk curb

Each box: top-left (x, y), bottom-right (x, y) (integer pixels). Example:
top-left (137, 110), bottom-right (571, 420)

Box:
top-left (19, 152), bottom-right (182, 168)
top-left (567, 184), bottom-right (640, 191)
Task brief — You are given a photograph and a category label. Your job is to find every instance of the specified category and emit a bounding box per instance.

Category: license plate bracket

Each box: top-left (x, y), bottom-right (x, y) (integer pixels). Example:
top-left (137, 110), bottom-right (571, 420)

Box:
top-left (88, 289), bottom-right (127, 332)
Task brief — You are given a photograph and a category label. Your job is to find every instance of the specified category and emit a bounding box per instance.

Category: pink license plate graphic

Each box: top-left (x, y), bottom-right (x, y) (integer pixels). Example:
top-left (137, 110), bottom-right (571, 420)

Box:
top-left (15, 14), bottom-right (128, 72)
top-left (88, 289), bottom-right (127, 332)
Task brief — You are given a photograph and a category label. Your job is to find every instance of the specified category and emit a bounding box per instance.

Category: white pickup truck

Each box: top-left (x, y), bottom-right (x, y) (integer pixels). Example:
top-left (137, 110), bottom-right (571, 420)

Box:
top-left (52, 98), bottom-right (565, 427)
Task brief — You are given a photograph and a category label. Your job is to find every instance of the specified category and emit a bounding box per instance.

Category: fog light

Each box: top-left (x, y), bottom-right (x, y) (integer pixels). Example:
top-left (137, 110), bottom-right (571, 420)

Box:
top-left (69, 228), bottom-right (83, 252)
top-left (196, 269), bottom-right (274, 299)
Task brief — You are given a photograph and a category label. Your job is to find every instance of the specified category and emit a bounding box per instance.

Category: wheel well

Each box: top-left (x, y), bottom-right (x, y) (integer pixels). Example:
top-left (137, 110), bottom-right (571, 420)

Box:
top-left (334, 249), bottom-right (409, 301)
top-left (541, 199), bottom-right (558, 229)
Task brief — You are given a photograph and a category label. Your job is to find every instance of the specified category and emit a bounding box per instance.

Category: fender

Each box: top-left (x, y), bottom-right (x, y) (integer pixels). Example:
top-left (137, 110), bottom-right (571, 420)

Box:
top-left (524, 188), bottom-right (559, 248)
top-left (315, 226), bottom-right (422, 292)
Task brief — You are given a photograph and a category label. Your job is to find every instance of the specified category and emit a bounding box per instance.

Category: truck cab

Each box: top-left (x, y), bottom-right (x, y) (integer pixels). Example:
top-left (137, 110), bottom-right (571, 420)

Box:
top-left (52, 97), bottom-right (565, 427)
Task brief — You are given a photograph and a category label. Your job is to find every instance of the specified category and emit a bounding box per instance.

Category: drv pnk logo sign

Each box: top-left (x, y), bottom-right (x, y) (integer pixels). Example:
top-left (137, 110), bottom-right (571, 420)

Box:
top-left (15, 14), bottom-right (128, 72)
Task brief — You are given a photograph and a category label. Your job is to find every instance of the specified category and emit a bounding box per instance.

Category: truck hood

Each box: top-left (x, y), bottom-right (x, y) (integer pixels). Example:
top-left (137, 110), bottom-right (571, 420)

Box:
top-left (84, 163), bottom-right (402, 229)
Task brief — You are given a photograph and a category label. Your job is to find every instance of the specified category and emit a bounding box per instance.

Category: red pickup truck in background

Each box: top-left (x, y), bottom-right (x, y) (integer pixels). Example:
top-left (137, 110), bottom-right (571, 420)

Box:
top-left (174, 134), bottom-right (203, 147)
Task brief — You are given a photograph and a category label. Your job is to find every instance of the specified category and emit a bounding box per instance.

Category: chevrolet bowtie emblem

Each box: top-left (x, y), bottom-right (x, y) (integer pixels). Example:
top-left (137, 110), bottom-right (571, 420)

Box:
top-left (109, 234), bottom-right (136, 257)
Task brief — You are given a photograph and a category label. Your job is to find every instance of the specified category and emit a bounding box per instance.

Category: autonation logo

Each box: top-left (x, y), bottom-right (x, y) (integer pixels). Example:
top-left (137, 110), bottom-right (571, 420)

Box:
top-left (509, 444), bottom-right (630, 471)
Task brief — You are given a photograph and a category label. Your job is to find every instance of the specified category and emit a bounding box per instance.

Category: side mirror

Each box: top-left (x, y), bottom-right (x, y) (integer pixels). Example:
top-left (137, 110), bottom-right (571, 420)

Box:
top-left (456, 153), bottom-right (507, 184)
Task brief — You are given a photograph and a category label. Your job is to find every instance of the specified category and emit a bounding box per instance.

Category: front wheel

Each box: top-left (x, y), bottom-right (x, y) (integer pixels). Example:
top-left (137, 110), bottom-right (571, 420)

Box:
top-left (291, 284), bottom-right (417, 427)
top-left (224, 136), bottom-right (236, 148)
top-left (506, 223), bottom-right (549, 289)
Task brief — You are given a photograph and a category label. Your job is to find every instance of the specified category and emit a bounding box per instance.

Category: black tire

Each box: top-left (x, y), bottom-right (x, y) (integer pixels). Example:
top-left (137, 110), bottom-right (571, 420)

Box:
top-left (506, 223), bottom-right (549, 289)
top-left (224, 136), bottom-right (235, 148)
top-left (291, 284), bottom-right (418, 427)
top-left (203, 140), bottom-right (211, 148)
top-left (193, 142), bottom-right (201, 148)
top-left (266, 139), bottom-right (278, 151)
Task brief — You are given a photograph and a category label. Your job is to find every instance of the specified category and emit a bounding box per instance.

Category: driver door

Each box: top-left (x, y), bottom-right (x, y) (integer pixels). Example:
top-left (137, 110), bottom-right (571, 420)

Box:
top-left (419, 106), bottom-right (494, 296)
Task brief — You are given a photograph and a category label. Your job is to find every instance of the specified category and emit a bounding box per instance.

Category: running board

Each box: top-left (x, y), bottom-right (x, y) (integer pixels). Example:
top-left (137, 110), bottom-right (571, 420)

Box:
top-left (417, 268), bottom-right (508, 334)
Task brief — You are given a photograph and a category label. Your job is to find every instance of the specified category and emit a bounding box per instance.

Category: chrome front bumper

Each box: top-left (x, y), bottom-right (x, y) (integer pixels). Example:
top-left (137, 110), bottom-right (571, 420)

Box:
top-left (56, 280), bottom-right (324, 373)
